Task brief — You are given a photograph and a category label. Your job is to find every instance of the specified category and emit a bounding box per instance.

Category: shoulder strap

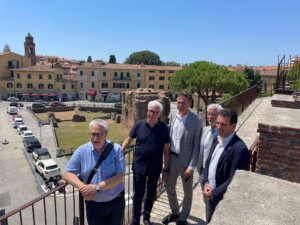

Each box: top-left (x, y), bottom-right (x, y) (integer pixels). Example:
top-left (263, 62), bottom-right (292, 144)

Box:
top-left (86, 142), bottom-right (114, 184)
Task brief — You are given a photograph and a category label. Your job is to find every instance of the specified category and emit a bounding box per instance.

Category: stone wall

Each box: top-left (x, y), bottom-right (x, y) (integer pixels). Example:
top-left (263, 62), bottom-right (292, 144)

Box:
top-left (271, 99), bottom-right (300, 109)
top-left (121, 88), bottom-right (170, 128)
top-left (256, 123), bottom-right (300, 183)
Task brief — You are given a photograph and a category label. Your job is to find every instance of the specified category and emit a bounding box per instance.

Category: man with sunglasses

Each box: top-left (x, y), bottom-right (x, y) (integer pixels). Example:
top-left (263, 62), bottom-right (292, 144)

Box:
top-left (122, 100), bottom-right (170, 225)
top-left (63, 119), bottom-right (125, 225)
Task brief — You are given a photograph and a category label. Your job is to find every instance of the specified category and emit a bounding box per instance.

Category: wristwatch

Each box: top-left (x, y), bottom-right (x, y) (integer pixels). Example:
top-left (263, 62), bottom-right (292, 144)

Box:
top-left (95, 184), bottom-right (101, 192)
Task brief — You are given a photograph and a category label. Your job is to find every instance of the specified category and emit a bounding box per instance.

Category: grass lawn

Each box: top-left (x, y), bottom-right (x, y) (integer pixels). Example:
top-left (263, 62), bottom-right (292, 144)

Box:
top-left (52, 111), bottom-right (131, 150)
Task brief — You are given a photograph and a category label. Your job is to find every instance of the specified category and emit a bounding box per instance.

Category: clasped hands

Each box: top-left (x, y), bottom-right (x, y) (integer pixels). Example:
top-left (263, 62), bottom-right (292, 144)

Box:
top-left (79, 184), bottom-right (97, 201)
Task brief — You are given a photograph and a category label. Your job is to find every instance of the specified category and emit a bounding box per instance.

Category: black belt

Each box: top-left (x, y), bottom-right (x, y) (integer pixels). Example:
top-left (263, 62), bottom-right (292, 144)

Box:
top-left (170, 151), bottom-right (179, 157)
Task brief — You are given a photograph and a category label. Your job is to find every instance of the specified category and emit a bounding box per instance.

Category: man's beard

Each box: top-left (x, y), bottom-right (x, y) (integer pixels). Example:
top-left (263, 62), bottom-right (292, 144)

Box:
top-left (209, 121), bottom-right (216, 127)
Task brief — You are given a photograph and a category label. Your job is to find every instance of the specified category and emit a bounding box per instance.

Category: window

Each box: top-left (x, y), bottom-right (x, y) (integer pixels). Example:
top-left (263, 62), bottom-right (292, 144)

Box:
top-left (17, 74), bottom-right (20, 79)
top-left (39, 74), bottom-right (43, 79)
top-left (16, 83), bottom-right (22, 88)
top-left (102, 83), bottom-right (108, 88)
top-left (149, 70), bottom-right (155, 73)
top-left (159, 85), bottom-right (164, 89)
top-left (27, 83), bottom-right (33, 88)
top-left (126, 72), bottom-right (130, 78)
top-left (28, 74), bottom-right (32, 79)
top-left (169, 70), bottom-right (175, 73)
top-left (120, 72), bottom-right (124, 79)
top-left (80, 71), bottom-right (83, 76)
top-left (137, 73), bottom-right (140, 78)
top-left (71, 84), bottom-right (74, 89)
top-left (149, 85), bottom-right (154, 89)
top-left (159, 76), bottom-right (165, 80)
top-left (168, 76), bottom-right (171, 80)
top-left (91, 82), bottom-right (95, 88)
top-left (159, 70), bottom-right (165, 73)
top-left (48, 74), bottom-right (52, 80)
top-left (103, 71), bottom-right (106, 77)
top-left (62, 84), bottom-right (66, 89)
top-left (7, 83), bottom-right (13, 88)
top-left (113, 83), bottom-right (116, 88)
top-left (10, 72), bottom-right (14, 78)
top-left (8, 60), bottom-right (19, 68)
top-left (168, 85), bottom-right (170, 89)
top-left (91, 71), bottom-right (95, 76)
top-left (149, 76), bottom-right (155, 80)
top-left (126, 83), bottom-right (130, 88)
top-left (137, 82), bottom-right (141, 88)
top-left (48, 84), bottom-right (53, 89)
top-left (38, 84), bottom-right (44, 89)
top-left (80, 83), bottom-right (83, 88)
top-left (114, 72), bottom-right (118, 77)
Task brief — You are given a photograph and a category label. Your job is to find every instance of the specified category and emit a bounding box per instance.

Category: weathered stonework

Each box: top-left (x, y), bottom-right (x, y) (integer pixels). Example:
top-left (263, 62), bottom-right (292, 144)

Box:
top-left (121, 88), bottom-right (170, 128)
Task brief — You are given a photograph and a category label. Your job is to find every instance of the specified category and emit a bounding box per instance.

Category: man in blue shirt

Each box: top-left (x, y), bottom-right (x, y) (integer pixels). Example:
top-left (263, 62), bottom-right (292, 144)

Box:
top-left (122, 100), bottom-right (170, 225)
top-left (203, 109), bottom-right (250, 222)
top-left (63, 119), bottom-right (125, 225)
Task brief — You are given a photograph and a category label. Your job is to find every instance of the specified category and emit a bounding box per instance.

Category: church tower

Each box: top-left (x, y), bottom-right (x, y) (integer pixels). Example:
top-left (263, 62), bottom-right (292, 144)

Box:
top-left (24, 33), bottom-right (36, 66)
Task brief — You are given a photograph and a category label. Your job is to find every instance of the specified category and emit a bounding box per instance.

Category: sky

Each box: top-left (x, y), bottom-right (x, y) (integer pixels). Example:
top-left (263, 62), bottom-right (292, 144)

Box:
top-left (1, 0), bottom-right (299, 66)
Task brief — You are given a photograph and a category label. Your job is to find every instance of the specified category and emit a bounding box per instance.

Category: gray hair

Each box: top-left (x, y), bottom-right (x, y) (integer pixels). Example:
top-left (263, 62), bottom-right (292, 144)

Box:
top-left (89, 119), bottom-right (108, 131)
top-left (148, 100), bottom-right (163, 113)
top-left (207, 104), bottom-right (223, 112)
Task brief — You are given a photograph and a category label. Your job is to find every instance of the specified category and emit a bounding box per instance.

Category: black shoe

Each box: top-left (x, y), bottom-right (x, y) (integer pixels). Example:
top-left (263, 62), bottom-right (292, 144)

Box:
top-left (162, 213), bottom-right (179, 224)
top-left (143, 219), bottom-right (152, 225)
top-left (176, 220), bottom-right (187, 225)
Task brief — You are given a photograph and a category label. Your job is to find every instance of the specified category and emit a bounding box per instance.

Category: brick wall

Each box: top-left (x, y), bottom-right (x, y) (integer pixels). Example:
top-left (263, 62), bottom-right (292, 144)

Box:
top-left (256, 123), bottom-right (300, 183)
top-left (271, 100), bottom-right (300, 109)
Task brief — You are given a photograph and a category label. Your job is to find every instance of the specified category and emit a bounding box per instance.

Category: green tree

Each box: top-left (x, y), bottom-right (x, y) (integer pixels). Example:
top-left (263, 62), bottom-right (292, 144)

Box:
top-left (87, 56), bottom-right (92, 63)
top-left (109, 55), bottom-right (117, 63)
top-left (170, 61), bottom-right (249, 108)
top-left (243, 66), bottom-right (262, 88)
top-left (164, 61), bottom-right (181, 66)
top-left (125, 50), bottom-right (163, 65)
top-left (288, 62), bottom-right (300, 90)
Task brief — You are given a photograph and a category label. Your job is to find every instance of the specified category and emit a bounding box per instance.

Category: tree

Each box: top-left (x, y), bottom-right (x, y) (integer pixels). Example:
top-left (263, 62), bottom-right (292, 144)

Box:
top-left (125, 50), bottom-right (163, 65)
top-left (288, 62), bottom-right (300, 90)
top-left (170, 61), bottom-right (249, 108)
top-left (243, 66), bottom-right (262, 88)
top-left (109, 55), bottom-right (117, 64)
top-left (164, 61), bottom-right (181, 66)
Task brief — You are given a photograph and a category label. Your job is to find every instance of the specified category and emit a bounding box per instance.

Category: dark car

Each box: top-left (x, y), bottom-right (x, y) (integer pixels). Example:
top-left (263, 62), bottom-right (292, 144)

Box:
top-left (24, 137), bottom-right (42, 152)
top-left (9, 102), bottom-right (19, 107)
top-left (32, 148), bottom-right (51, 161)
top-left (49, 101), bottom-right (66, 107)
top-left (32, 102), bottom-right (47, 109)
top-left (7, 97), bottom-right (20, 102)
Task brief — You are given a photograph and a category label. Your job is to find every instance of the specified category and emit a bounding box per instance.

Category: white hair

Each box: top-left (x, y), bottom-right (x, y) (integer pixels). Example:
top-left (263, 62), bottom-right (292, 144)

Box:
top-left (148, 100), bottom-right (163, 113)
top-left (89, 119), bottom-right (108, 131)
top-left (207, 104), bottom-right (223, 112)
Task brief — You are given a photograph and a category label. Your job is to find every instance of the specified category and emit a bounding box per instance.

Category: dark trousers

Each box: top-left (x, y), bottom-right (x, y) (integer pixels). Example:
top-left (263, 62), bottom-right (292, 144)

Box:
top-left (132, 172), bottom-right (160, 224)
top-left (85, 192), bottom-right (125, 225)
top-left (206, 198), bottom-right (216, 223)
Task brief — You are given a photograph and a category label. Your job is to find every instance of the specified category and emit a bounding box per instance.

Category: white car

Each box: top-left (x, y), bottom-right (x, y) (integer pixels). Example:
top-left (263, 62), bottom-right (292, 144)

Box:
top-left (7, 106), bottom-right (18, 115)
top-left (35, 159), bottom-right (61, 180)
top-left (12, 117), bottom-right (23, 128)
top-left (17, 125), bottom-right (27, 134)
top-left (21, 130), bottom-right (35, 142)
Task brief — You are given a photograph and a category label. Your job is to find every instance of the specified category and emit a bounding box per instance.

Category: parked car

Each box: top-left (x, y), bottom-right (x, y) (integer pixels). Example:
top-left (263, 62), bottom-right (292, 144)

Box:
top-left (12, 114), bottom-right (22, 121)
top-left (12, 117), bottom-right (23, 128)
top-left (34, 100), bottom-right (49, 106)
top-left (24, 137), bottom-right (42, 152)
top-left (17, 125), bottom-right (27, 134)
top-left (35, 159), bottom-right (60, 180)
top-left (114, 102), bottom-right (122, 108)
top-left (21, 130), bottom-right (35, 142)
top-left (49, 101), bottom-right (66, 107)
top-left (32, 148), bottom-right (51, 161)
top-left (9, 102), bottom-right (19, 107)
top-left (7, 97), bottom-right (20, 102)
top-left (7, 106), bottom-right (18, 115)
top-left (32, 102), bottom-right (47, 109)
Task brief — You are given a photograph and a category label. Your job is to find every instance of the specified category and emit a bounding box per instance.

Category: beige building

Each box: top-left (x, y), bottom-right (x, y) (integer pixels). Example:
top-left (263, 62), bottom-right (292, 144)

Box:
top-left (77, 63), bottom-right (182, 102)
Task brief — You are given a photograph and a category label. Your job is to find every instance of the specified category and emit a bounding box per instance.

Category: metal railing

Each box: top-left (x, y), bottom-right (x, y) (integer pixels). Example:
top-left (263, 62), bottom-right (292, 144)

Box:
top-left (0, 146), bottom-right (165, 225)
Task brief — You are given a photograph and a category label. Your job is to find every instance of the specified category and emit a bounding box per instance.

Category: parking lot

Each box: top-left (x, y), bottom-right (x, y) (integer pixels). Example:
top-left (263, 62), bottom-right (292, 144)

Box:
top-left (0, 101), bottom-right (69, 213)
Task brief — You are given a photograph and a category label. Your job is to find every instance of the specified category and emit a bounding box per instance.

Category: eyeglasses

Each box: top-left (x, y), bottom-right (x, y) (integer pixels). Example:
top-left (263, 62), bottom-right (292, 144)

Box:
top-left (89, 131), bottom-right (107, 138)
top-left (147, 110), bottom-right (159, 115)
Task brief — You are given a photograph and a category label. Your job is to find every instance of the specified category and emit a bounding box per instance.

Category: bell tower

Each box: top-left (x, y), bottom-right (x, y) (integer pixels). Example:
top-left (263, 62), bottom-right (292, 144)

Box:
top-left (24, 33), bottom-right (36, 66)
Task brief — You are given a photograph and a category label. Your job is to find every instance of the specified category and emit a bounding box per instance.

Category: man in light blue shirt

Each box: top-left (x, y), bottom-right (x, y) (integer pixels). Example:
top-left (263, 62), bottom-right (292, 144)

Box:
top-left (63, 119), bottom-right (125, 225)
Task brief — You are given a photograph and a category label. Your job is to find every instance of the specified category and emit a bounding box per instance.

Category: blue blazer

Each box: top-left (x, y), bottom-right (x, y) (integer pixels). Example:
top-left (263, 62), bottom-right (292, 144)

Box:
top-left (203, 133), bottom-right (249, 205)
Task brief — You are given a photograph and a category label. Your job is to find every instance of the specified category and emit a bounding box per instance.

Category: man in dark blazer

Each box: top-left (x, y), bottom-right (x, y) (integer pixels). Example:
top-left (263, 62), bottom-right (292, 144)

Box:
top-left (163, 92), bottom-right (202, 225)
top-left (203, 109), bottom-right (249, 222)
